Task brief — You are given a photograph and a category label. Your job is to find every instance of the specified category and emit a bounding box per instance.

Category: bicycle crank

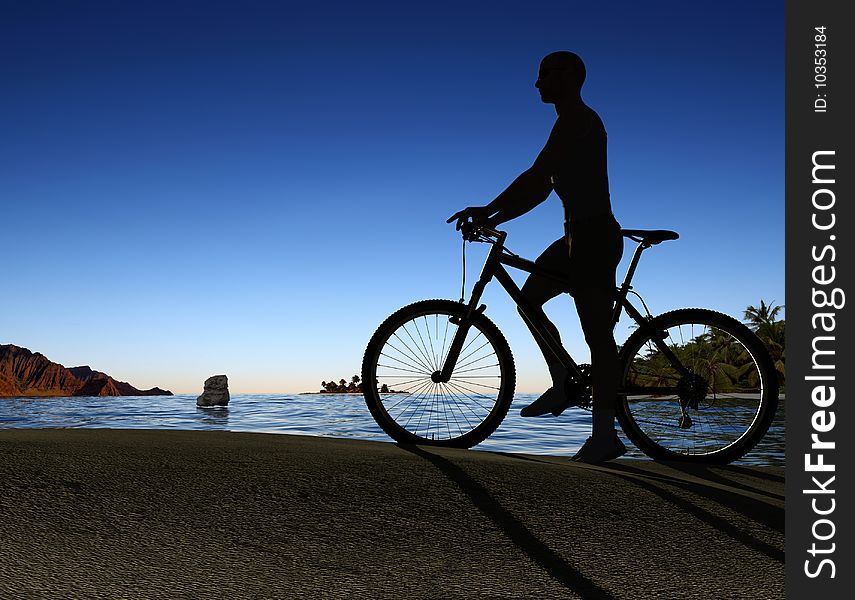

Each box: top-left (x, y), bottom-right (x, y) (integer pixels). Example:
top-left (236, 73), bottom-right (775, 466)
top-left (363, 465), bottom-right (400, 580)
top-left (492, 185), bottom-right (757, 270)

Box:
top-left (552, 366), bottom-right (593, 417)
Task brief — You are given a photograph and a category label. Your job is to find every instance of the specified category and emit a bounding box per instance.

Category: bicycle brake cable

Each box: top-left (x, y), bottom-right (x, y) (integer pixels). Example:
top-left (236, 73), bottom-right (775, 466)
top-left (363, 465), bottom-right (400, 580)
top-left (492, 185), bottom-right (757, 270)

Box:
top-left (629, 289), bottom-right (654, 320)
top-left (459, 236), bottom-right (467, 303)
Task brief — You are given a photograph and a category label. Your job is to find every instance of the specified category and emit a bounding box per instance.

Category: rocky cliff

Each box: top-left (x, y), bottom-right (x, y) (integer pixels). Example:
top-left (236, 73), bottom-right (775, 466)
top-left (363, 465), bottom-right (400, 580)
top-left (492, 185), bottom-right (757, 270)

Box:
top-left (0, 344), bottom-right (173, 397)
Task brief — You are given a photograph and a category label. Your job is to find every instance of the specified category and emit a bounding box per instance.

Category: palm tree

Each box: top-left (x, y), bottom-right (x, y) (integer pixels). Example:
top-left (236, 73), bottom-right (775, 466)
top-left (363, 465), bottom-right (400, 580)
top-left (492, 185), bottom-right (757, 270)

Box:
top-left (743, 300), bottom-right (785, 389)
top-left (744, 300), bottom-right (783, 331)
top-left (627, 300), bottom-right (786, 396)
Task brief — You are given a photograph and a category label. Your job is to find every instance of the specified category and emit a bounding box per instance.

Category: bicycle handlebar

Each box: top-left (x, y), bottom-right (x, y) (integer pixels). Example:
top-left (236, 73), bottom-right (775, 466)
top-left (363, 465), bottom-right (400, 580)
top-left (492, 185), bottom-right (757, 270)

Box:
top-left (460, 220), bottom-right (678, 250)
top-left (459, 221), bottom-right (505, 243)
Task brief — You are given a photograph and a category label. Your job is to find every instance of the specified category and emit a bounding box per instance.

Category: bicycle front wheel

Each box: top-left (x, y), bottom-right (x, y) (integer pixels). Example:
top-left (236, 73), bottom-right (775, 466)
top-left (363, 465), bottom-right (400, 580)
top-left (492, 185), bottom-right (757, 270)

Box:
top-left (618, 308), bottom-right (779, 463)
top-left (362, 299), bottom-right (515, 448)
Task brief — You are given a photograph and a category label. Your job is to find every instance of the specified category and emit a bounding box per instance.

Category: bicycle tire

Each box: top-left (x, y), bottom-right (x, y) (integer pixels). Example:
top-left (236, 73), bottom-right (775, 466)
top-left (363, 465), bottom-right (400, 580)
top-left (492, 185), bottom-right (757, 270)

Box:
top-left (617, 308), bottom-right (779, 463)
top-left (362, 299), bottom-right (515, 448)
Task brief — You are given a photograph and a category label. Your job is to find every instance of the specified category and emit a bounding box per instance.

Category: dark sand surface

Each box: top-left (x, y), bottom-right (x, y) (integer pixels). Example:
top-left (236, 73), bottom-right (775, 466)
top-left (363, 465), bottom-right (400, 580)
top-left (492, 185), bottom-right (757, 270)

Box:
top-left (0, 429), bottom-right (783, 599)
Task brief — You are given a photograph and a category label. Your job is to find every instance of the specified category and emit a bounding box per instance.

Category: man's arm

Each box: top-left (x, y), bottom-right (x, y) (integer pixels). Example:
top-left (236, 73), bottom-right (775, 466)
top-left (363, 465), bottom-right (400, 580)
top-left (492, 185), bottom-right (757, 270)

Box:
top-left (481, 120), bottom-right (565, 226)
top-left (483, 166), bottom-right (553, 227)
top-left (448, 119), bottom-right (567, 230)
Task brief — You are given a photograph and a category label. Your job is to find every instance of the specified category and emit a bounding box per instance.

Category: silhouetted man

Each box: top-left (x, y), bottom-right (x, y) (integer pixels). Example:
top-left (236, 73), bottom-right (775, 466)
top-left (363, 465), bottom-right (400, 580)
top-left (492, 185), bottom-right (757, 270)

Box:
top-left (448, 51), bottom-right (625, 463)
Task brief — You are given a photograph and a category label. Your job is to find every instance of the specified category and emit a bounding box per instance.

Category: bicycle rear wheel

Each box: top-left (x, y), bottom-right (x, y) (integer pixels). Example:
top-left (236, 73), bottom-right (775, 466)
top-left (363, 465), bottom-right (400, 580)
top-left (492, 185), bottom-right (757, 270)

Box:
top-left (362, 299), bottom-right (515, 448)
top-left (618, 308), bottom-right (779, 463)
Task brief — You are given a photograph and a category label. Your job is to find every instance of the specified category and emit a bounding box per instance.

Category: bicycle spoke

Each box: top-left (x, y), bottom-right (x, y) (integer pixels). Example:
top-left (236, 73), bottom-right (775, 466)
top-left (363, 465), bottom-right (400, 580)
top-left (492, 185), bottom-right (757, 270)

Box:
top-left (453, 365), bottom-right (502, 376)
top-left (446, 384), bottom-right (480, 437)
top-left (377, 362), bottom-right (431, 377)
top-left (442, 382), bottom-right (495, 421)
top-left (376, 375), bottom-right (429, 388)
top-left (386, 383), bottom-right (427, 414)
top-left (630, 417), bottom-right (683, 430)
top-left (379, 383), bottom-right (435, 406)
top-left (421, 383), bottom-right (436, 439)
top-left (456, 330), bottom-right (485, 360)
top-left (413, 318), bottom-right (438, 372)
top-left (443, 380), bottom-right (498, 410)
top-left (454, 347), bottom-right (497, 372)
top-left (436, 384), bottom-right (464, 438)
top-left (390, 332), bottom-right (434, 373)
top-left (380, 350), bottom-right (431, 375)
top-left (411, 319), bottom-right (438, 372)
top-left (400, 380), bottom-right (440, 429)
top-left (424, 316), bottom-right (439, 371)
top-left (456, 337), bottom-right (493, 365)
top-left (401, 322), bottom-right (437, 373)
top-left (398, 325), bottom-right (436, 371)
top-left (449, 376), bottom-right (501, 392)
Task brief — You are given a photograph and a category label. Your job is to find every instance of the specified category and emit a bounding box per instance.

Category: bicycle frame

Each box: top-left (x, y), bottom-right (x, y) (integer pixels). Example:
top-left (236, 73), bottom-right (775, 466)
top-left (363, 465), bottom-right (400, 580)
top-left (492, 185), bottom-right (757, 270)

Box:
top-left (437, 227), bottom-right (675, 385)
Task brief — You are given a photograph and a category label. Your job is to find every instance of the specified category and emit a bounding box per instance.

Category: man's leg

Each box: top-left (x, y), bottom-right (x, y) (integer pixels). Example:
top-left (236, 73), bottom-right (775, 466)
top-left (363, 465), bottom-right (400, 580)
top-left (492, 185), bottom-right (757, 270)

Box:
top-left (518, 239), bottom-right (572, 417)
top-left (570, 286), bottom-right (626, 462)
top-left (575, 287), bottom-right (619, 434)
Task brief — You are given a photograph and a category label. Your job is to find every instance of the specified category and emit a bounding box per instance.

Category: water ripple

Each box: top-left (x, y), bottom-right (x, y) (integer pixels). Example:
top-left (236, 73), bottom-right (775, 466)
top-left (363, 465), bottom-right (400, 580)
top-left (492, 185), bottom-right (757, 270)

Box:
top-left (0, 393), bottom-right (784, 466)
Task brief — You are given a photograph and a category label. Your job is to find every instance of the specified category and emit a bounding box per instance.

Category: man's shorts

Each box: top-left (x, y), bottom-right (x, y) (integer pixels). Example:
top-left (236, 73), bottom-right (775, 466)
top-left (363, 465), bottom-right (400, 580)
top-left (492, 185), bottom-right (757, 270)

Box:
top-left (534, 214), bottom-right (623, 295)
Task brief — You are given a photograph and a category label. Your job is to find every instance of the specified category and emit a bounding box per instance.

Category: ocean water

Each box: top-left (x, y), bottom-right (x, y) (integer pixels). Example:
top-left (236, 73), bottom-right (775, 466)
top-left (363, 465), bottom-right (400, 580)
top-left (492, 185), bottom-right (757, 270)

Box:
top-left (0, 393), bottom-right (785, 466)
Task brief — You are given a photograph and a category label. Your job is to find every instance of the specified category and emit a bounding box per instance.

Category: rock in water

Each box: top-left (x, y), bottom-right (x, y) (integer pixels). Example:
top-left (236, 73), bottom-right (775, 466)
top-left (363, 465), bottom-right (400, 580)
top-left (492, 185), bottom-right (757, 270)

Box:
top-left (197, 375), bottom-right (230, 407)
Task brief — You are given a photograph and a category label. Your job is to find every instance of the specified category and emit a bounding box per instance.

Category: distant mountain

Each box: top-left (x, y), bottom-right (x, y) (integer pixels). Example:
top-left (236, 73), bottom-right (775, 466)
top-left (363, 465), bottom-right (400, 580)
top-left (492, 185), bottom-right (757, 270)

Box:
top-left (0, 344), bottom-right (172, 397)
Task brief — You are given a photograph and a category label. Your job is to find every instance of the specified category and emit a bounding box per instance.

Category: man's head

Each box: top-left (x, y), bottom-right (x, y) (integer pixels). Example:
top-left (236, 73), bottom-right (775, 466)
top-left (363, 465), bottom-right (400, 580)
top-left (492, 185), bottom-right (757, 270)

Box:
top-left (535, 51), bottom-right (586, 104)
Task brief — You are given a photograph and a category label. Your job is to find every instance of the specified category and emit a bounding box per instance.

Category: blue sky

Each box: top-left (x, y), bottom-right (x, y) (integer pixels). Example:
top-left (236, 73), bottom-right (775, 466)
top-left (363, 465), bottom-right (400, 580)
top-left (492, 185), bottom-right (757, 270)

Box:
top-left (1, 1), bottom-right (783, 394)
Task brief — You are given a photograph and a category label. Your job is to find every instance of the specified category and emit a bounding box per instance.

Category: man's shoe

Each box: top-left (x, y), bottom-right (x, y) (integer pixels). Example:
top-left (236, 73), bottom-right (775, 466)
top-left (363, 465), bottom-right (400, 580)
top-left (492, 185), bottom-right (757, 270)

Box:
top-left (520, 387), bottom-right (572, 417)
top-left (569, 435), bottom-right (627, 464)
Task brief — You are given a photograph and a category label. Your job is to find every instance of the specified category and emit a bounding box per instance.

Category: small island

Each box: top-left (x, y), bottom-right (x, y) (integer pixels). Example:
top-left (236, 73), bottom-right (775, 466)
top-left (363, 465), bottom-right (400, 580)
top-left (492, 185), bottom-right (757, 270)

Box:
top-left (319, 376), bottom-right (363, 394)
top-left (317, 375), bottom-right (400, 394)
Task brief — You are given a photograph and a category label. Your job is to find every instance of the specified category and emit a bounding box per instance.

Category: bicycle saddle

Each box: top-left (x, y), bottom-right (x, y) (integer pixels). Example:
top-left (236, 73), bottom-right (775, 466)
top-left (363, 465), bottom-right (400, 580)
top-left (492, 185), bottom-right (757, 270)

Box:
top-left (621, 229), bottom-right (679, 245)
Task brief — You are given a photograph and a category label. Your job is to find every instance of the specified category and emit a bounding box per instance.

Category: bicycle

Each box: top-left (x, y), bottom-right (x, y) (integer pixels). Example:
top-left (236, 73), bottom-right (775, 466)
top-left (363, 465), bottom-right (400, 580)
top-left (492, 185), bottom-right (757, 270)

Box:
top-left (361, 223), bottom-right (779, 463)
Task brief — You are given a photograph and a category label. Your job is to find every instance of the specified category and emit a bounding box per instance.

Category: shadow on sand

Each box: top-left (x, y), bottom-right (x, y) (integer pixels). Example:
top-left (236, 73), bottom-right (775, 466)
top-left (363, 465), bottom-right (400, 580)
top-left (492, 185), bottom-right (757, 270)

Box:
top-left (404, 445), bottom-right (783, 597)
top-left (590, 461), bottom-right (783, 563)
top-left (400, 444), bottom-right (618, 600)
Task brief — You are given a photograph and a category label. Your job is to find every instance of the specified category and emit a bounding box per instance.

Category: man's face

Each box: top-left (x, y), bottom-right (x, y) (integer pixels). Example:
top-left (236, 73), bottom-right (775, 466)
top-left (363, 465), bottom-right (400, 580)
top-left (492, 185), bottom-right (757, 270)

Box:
top-left (535, 59), bottom-right (571, 104)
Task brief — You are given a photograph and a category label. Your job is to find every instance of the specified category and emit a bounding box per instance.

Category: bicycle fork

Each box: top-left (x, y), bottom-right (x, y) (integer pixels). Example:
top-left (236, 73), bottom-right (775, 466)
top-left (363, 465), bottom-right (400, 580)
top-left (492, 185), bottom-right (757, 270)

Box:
top-left (436, 235), bottom-right (585, 385)
top-left (435, 245), bottom-right (496, 384)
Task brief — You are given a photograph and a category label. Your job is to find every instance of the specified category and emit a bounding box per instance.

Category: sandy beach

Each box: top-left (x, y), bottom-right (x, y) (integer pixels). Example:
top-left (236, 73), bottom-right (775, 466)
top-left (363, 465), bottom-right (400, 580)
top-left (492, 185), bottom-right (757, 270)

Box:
top-left (0, 429), bottom-right (783, 599)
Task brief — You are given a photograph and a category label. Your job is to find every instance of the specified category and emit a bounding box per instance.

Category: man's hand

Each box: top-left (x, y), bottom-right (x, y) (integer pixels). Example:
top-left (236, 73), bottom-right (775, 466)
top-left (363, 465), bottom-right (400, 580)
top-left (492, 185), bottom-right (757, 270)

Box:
top-left (446, 206), bottom-right (491, 231)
